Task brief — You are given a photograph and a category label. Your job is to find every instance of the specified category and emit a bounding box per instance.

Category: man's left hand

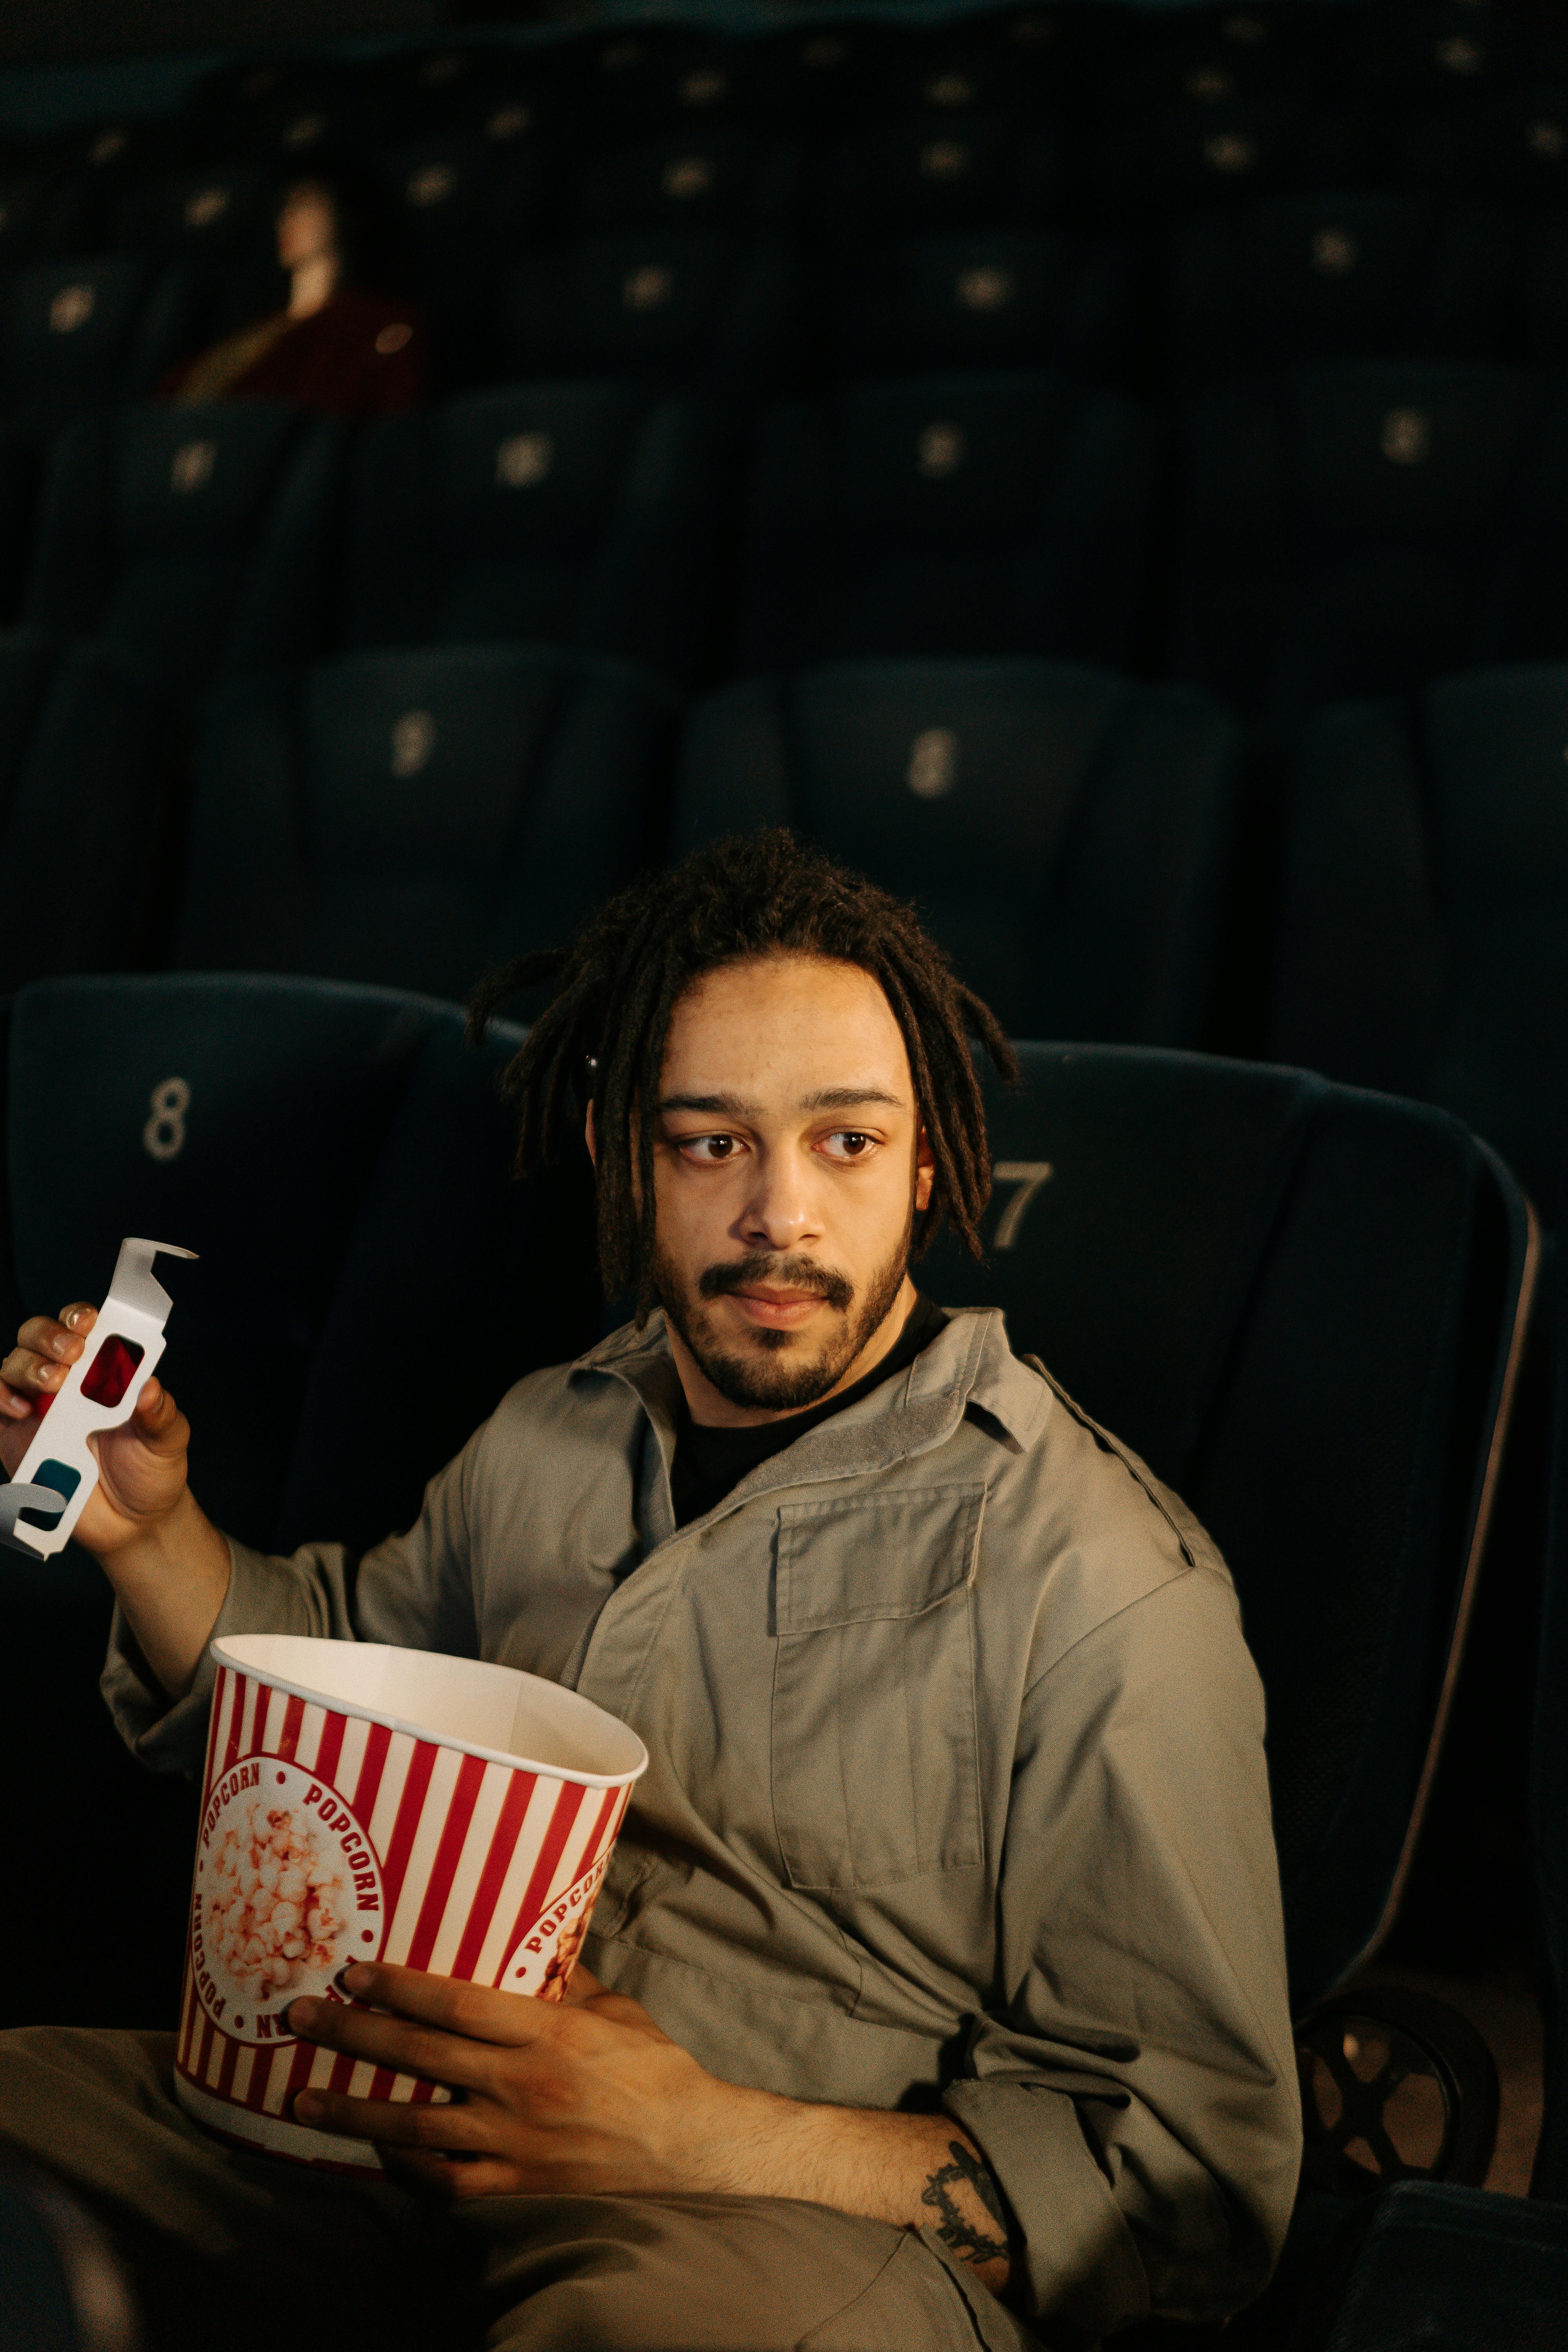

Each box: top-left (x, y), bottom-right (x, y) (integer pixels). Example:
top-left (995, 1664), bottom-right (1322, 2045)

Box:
top-left (289, 1961), bottom-right (735, 2201)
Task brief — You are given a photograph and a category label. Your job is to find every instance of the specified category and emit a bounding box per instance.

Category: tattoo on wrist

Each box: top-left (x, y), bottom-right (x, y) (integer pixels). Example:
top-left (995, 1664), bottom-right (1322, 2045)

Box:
top-left (920, 2138), bottom-right (1013, 2270)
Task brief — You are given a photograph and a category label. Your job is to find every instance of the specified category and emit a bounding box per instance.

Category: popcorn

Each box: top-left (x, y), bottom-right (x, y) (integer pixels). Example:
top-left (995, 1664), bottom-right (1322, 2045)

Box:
top-left (205, 1802), bottom-right (348, 2004)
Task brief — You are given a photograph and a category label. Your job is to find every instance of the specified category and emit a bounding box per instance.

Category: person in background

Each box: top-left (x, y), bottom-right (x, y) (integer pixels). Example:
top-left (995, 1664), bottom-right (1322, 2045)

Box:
top-left (162, 166), bottom-right (423, 418)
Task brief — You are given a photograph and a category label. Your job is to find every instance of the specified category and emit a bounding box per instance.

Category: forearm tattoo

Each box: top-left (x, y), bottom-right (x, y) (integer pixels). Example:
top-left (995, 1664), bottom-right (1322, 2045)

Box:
top-left (919, 2138), bottom-right (1013, 2270)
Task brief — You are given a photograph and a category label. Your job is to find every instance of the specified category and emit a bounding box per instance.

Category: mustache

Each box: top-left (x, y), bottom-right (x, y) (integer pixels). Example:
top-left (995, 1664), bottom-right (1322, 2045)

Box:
top-left (698, 1253), bottom-right (855, 1313)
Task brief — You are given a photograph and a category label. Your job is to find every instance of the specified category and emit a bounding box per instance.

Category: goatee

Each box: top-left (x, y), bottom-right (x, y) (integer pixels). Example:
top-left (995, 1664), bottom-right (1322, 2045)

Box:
top-left (652, 1220), bottom-right (913, 1412)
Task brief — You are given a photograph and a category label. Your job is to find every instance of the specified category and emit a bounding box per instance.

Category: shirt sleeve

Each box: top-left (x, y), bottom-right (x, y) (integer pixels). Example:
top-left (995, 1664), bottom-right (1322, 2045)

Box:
top-left (942, 1567), bottom-right (1302, 2344)
top-left (100, 1425), bottom-right (483, 1775)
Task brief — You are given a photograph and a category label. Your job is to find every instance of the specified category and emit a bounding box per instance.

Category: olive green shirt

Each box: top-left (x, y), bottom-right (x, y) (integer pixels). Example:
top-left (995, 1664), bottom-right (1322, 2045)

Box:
top-left (105, 1306), bottom-right (1301, 2347)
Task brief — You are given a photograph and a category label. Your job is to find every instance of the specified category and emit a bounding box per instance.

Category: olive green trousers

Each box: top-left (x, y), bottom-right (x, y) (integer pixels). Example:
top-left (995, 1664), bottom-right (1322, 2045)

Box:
top-left (0, 2027), bottom-right (1031, 2352)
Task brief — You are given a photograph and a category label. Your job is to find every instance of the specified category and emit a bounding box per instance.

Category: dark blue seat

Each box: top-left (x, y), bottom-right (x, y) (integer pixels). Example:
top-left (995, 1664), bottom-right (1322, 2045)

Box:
top-left (0, 630), bottom-right (174, 991)
top-left (739, 370), bottom-right (1156, 671)
top-left (0, 169), bottom-right (83, 269)
top-left (0, 972), bottom-right (600, 2029)
top-left (919, 1042), bottom-right (1535, 2014)
top-left (345, 383), bottom-right (725, 683)
top-left (172, 645), bottom-right (678, 1001)
top-left (491, 231), bottom-right (799, 394)
top-left (1270, 662), bottom-right (1568, 1212)
top-left (573, 130), bottom-right (803, 235)
top-left (813, 114), bottom-right (1071, 238)
top-left (674, 659), bottom-right (1240, 1044)
top-left (1171, 361), bottom-right (1568, 730)
top-left (0, 255), bottom-right (191, 431)
top-left (23, 401), bottom-right (343, 693)
top-left (826, 230), bottom-right (1142, 383)
top-left (1165, 193), bottom-right (1520, 387)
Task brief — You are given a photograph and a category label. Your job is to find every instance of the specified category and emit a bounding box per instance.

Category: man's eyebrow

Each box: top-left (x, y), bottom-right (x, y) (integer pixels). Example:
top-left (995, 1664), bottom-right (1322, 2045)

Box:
top-left (799, 1087), bottom-right (906, 1112)
top-left (655, 1086), bottom-right (907, 1119)
top-left (656, 1092), bottom-right (764, 1119)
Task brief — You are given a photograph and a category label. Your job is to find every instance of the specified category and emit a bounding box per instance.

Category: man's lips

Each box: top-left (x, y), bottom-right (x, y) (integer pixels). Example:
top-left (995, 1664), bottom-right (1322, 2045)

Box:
top-left (724, 1287), bottom-right (834, 1330)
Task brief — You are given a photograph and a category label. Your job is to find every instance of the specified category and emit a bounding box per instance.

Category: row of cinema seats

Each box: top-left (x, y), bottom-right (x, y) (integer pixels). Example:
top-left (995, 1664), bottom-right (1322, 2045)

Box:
top-left (10, 5), bottom-right (1568, 246)
top-left (19, 196), bottom-right (1568, 415)
top-left (0, 965), bottom-right (1562, 2347)
top-left (10, 363), bottom-right (1568, 723)
top-left (6, 623), bottom-right (1568, 1216)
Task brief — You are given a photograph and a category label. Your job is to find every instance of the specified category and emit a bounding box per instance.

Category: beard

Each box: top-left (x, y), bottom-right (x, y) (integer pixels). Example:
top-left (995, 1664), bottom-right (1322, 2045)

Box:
top-left (651, 1213), bottom-right (914, 1413)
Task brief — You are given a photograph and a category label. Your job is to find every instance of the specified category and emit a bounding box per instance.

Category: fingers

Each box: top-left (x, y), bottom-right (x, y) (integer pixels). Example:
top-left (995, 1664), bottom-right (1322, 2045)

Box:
top-left (291, 2085), bottom-right (490, 2150)
top-left (376, 2148), bottom-right (515, 2202)
top-left (325, 1963), bottom-right (554, 2050)
top-left (288, 1992), bottom-right (495, 2092)
top-left (0, 1309), bottom-right (94, 1416)
top-left (128, 1378), bottom-right (187, 1452)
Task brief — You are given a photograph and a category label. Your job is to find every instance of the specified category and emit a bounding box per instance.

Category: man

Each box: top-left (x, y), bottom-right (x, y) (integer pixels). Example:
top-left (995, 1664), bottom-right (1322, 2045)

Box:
top-left (0, 833), bottom-right (1300, 2351)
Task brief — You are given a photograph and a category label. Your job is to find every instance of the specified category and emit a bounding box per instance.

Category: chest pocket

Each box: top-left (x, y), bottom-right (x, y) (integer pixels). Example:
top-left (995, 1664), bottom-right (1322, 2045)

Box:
top-left (771, 1483), bottom-right (986, 1892)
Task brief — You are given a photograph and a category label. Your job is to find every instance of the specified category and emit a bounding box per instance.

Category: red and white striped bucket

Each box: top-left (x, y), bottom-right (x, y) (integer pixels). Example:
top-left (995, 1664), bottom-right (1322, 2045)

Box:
top-left (173, 1633), bottom-right (648, 2172)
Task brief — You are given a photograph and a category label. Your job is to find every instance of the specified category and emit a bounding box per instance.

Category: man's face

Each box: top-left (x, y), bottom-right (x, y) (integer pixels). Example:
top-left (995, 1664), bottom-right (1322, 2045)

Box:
top-left (276, 182), bottom-right (338, 271)
top-left (642, 953), bottom-right (935, 1420)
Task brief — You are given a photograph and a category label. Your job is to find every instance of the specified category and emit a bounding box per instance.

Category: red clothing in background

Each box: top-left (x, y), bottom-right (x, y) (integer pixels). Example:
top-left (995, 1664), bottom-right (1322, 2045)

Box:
top-left (163, 286), bottom-right (425, 419)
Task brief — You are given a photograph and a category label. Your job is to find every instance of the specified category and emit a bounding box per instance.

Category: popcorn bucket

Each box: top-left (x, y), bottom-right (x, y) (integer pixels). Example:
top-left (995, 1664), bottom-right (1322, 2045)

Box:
top-left (173, 1633), bottom-right (648, 2172)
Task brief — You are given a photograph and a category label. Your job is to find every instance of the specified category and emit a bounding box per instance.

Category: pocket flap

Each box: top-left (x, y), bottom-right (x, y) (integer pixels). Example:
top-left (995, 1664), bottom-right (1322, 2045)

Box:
top-left (775, 1483), bottom-right (987, 1633)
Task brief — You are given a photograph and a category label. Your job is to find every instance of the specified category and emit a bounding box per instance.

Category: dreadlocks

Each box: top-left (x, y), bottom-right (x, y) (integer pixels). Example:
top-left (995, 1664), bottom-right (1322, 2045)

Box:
top-left (468, 830), bottom-right (1018, 1320)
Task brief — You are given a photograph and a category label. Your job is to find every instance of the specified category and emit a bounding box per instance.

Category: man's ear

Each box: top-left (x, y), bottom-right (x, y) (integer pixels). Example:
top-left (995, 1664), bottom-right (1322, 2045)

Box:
top-left (915, 1122), bottom-right (935, 1215)
top-left (585, 1098), bottom-right (598, 1169)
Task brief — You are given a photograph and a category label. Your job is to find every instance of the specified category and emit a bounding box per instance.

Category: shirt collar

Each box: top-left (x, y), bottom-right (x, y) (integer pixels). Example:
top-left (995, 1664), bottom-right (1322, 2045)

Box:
top-left (571, 1300), bottom-right (1051, 1506)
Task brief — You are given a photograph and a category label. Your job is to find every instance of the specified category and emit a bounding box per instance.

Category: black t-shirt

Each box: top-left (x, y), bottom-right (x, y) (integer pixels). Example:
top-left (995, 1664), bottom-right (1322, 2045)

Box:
top-left (669, 1293), bottom-right (949, 1529)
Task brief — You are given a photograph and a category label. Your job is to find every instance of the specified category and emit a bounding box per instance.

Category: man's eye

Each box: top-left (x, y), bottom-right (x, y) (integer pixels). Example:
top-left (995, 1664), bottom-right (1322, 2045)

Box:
top-left (824, 1132), bottom-right (876, 1160)
top-left (681, 1134), bottom-right (739, 1162)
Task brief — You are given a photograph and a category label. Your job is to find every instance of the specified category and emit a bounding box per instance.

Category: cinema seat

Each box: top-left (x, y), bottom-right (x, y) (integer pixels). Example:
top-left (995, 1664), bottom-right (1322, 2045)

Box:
top-left (1269, 662), bottom-right (1568, 1210)
top-left (814, 114), bottom-right (1070, 237)
top-left (827, 230), bottom-right (1142, 383)
top-left (0, 255), bottom-right (191, 430)
top-left (573, 131), bottom-right (803, 235)
top-left (674, 659), bottom-right (1240, 1044)
top-left (23, 402), bottom-right (343, 693)
top-left (0, 627), bottom-right (54, 783)
top-left (1144, 98), bottom-right (1370, 225)
top-left (0, 425), bottom-right (36, 620)
top-left (739, 371), bottom-right (1156, 671)
top-left (171, 644), bottom-right (677, 1001)
top-left (919, 1042), bottom-right (1536, 2015)
top-left (0, 636), bottom-right (175, 990)
top-left (489, 231), bottom-right (799, 394)
top-left (0, 169), bottom-right (82, 268)
top-left (1165, 193), bottom-right (1518, 386)
top-left (345, 383), bottom-right (725, 682)
top-left (1534, 1228), bottom-right (1568, 2201)
top-left (1171, 361), bottom-right (1568, 730)
top-left (0, 971), bottom-right (600, 2028)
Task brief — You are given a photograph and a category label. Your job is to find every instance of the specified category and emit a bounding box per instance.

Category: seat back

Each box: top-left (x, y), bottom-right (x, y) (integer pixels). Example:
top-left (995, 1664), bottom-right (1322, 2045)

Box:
top-left (0, 973), bottom-right (599, 2027)
top-left (740, 370), bottom-right (1155, 670)
top-left (25, 402), bottom-right (343, 692)
top-left (1271, 662), bottom-right (1568, 1208)
top-left (173, 644), bottom-right (677, 1001)
top-left (1534, 1231), bottom-right (1568, 2197)
top-left (0, 636), bottom-right (174, 991)
top-left (1173, 361), bottom-right (1568, 726)
top-left (498, 231), bottom-right (798, 390)
top-left (346, 383), bottom-right (724, 682)
top-left (674, 659), bottom-right (1240, 1044)
top-left (815, 115), bottom-right (1067, 237)
top-left (829, 230), bottom-right (1141, 381)
top-left (1166, 193), bottom-right (1517, 386)
top-left (574, 131), bottom-right (802, 233)
top-left (919, 1043), bottom-right (1536, 2009)
top-left (0, 255), bottom-right (189, 428)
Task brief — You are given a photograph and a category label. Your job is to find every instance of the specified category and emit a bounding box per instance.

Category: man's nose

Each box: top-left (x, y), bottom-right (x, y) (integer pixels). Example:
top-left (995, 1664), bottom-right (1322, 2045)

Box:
top-left (737, 1151), bottom-right (821, 1251)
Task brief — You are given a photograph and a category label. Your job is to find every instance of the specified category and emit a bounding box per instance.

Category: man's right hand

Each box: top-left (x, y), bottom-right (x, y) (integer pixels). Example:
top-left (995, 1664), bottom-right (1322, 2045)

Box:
top-left (0, 1302), bottom-right (191, 1558)
top-left (0, 1300), bottom-right (229, 1698)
